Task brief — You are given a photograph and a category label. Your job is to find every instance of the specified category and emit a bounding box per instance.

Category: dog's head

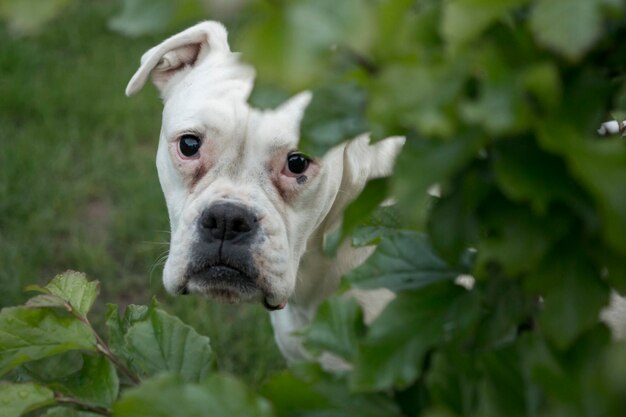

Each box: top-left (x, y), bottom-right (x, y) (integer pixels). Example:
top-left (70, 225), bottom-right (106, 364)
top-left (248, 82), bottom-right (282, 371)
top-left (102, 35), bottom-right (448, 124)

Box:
top-left (127, 22), bottom-right (404, 310)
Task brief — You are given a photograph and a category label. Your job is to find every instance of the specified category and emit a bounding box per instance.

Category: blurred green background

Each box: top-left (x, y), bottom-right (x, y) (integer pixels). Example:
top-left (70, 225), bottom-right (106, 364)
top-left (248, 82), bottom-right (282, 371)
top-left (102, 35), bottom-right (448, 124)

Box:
top-left (0, 0), bottom-right (283, 385)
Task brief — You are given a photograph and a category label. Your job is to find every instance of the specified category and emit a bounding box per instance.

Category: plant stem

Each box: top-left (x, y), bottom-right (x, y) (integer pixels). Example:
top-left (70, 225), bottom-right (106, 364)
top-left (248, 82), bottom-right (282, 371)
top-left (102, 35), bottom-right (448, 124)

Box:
top-left (75, 313), bottom-right (142, 385)
top-left (55, 394), bottom-right (111, 416)
top-left (95, 338), bottom-right (141, 385)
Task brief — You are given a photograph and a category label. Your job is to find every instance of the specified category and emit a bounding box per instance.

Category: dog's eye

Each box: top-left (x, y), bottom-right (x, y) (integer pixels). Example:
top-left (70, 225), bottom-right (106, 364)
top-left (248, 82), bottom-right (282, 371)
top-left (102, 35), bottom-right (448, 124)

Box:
top-left (179, 134), bottom-right (201, 157)
top-left (286, 153), bottom-right (309, 174)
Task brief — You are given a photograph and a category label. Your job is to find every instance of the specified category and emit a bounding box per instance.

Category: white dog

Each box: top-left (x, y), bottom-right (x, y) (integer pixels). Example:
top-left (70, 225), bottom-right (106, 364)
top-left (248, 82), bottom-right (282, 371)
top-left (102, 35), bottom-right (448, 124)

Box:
top-left (126, 21), bottom-right (404, 363)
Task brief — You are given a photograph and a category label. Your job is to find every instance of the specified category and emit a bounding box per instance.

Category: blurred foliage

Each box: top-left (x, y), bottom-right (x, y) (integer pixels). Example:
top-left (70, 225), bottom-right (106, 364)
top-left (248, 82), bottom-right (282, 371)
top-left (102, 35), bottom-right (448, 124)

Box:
top-left (2, 0), bottom-right (626, 416)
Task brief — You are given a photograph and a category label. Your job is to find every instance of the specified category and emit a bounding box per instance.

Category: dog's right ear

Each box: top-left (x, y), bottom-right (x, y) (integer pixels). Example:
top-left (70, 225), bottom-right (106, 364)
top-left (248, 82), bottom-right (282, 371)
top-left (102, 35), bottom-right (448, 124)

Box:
top-left (125, 21), bottom-right (231, 97)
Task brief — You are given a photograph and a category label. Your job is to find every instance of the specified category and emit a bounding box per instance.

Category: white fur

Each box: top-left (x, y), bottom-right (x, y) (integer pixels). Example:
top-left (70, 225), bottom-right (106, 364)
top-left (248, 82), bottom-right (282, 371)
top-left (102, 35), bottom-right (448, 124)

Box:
top-left (127, 21), bottom-right (405, 363)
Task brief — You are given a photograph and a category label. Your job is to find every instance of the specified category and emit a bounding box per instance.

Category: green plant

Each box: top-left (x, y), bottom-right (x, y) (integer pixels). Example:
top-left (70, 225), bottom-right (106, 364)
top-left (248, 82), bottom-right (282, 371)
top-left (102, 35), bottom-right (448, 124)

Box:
top-left (0, 271), bottom-right (272, 417)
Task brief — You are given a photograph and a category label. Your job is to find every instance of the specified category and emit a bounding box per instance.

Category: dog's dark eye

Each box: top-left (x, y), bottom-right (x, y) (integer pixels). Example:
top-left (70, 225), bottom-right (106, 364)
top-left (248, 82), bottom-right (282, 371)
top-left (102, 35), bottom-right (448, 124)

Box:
top-left (179, 134), bottom-right (201, 157)
top-left (286, 153), bottom-right (309, 174)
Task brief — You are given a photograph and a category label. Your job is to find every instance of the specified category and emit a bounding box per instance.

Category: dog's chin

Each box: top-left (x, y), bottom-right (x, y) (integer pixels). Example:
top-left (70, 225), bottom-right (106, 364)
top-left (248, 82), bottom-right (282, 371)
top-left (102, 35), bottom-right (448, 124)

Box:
top-left (181, 265), bottom-right (287, 310)
top-left (185, 265), bottom-right (261, 304)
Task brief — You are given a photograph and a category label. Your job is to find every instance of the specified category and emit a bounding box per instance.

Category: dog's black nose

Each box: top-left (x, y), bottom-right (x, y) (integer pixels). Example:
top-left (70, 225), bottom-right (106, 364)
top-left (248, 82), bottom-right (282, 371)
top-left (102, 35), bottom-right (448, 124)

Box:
top-left (199, 202), bottom-right (258, 243)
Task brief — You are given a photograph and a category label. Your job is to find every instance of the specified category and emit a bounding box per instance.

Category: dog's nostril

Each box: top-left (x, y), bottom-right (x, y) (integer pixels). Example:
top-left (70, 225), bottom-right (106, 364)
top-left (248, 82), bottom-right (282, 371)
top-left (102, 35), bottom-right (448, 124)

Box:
top-left (199, 203), bottom-right (258, 242)
top-left (204, 216), bottom-right (218, 230)
top-left (232, 217), bottom-right (250, 233)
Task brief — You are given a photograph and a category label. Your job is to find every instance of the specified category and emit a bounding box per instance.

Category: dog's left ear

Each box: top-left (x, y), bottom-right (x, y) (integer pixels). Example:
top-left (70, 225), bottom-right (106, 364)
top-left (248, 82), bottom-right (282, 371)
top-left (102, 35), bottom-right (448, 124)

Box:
top-left (125, 21), bottom-right (236, 97)
top-left (321, 134), bottom-right (405, 232)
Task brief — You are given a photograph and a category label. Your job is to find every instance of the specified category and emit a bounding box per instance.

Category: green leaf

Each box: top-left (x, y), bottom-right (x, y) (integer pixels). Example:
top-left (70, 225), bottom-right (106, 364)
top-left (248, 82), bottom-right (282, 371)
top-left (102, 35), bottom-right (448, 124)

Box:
top-left (351, 205), bottom-right (402, 247)
top-left (537, 122), bottom-right (626, 255)
top-left (442, 0), bottom-right (529, 47)
top-left (0, 307), bottom-right (96, 376)
top-left (113, 373), bottom-right (273, 417)
top-left (262, 365), bottom-right (401, 417)
top-left (40, 407), bottom-right (102, 417)
top-left (426, 350), bottom-right (478, 415)
top-left (428, 177), bottom-right (483, 265)
top-left (238, 0), bottom-right (373, 89)
top-left (351, 282), bottom-right (480, 391)
top-left (472, 279), bottom-right (535, 349)
top-left (301, 82), bottom-right (369, 156)
top-left (368, 62), bottom-right (469, 137)
top-left (41, 271), bottom-right (99, 317)
top-left (25, 294), bottom-right (69, 311)
top-left (124, 307), bottom-right (213, 382)
top-left (477, 346), bottom-right (532, 417)
top-left (347, 231), bottom-right (462, 292)
top-left (304, 296), bottom-right (365, 361)
top-left (22, 351), bottom-right (84, 382)
top-left (475, 201), bottom-right (569, 277)
top-left (392, 131), bottom-right (487, 226)
top-left (108, 0), bottom-right (203, 37)
top-left (493, 138), bottom-right (584, 214)
top-left (324, 178), bottom-right (389, 256)
top-left (55, 353), bottom-right (119, 408)
top-left (530, 0), bottom-right (603, 60)
top-left (105, 303), bottom-right (150, 360)
top-left (0, 382), bottom-right (55, 417)
top-left (528, 246), bottom-right (610, 348)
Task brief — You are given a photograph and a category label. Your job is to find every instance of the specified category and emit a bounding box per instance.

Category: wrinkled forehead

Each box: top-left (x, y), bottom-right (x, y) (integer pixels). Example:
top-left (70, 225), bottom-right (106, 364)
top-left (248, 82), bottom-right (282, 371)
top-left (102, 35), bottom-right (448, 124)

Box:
top-left (162, 92), bottom-right (299, 156)
top-left (162, 92), bottom-right (238, 138)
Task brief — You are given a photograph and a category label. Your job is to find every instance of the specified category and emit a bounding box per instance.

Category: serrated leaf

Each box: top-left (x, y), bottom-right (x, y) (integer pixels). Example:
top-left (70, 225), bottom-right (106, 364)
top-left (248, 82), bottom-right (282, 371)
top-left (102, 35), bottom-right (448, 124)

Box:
top-left (105, 303), bottom-right (150, 361)
top-left (55, 354), bottom-right (119, 408)
top-left (0, 307), bottom-right (96, 376)
top-left (124, 307), bottom-right (212, 382)
top-left (304, 297), bottom-right (365, 361)
top-left (442, 0), bottom-right (529, 47)
top-left (25, 294), bottom-right (69, 310)
top-left (0, 382), bottom-right (54, 417)
top-left (351, 282), bottom-right (480, 391)
top-left (530, 0), bottom-right (602, 60)
top-left (43, 271), bottom-right (99, 317)
top-left (113, 373), bottom-right (273, 417)
top-left (347, 231), bottom-right (462, 292)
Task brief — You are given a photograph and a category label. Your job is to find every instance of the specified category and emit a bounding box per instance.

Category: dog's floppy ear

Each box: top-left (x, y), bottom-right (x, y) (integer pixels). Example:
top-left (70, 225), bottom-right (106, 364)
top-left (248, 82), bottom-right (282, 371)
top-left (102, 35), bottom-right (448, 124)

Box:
top-left (125, 21), bottom-right (231, 97)
top-left (321, 134), bottom-right (405, 232)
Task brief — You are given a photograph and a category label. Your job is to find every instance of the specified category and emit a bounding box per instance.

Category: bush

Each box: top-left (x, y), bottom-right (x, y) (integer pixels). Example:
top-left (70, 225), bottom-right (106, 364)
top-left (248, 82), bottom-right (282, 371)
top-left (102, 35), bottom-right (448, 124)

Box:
top-left (2, 0), bottom-right (626, 416)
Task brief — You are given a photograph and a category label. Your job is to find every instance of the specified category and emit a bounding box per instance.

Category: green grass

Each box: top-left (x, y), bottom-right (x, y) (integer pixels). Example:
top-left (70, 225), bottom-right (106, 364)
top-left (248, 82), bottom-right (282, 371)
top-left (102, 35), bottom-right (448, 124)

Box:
top-left (0, 2), bottom-right (284, 385)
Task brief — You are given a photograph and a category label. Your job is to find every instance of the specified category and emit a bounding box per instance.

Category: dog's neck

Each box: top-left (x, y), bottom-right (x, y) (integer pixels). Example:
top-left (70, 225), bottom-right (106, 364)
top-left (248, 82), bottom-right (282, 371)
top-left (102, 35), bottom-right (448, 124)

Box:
top-left (269, 233), bottom-right (374, 363)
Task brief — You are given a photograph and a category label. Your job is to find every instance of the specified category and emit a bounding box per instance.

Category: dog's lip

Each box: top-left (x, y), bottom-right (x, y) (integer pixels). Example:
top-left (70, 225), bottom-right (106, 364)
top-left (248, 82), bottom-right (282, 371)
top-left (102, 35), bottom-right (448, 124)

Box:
top-left (184, 264), bottom-right (259, 297)
top-left (263, 298), bottom-right (286, 311)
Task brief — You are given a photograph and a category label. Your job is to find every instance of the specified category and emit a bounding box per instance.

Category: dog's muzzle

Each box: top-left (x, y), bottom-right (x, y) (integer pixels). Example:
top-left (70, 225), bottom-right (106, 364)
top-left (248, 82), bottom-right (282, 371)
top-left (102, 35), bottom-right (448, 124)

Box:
top-left (181, 201), bottom-right (284, 310)
top-left (184, 202), bottom-right (260, 299)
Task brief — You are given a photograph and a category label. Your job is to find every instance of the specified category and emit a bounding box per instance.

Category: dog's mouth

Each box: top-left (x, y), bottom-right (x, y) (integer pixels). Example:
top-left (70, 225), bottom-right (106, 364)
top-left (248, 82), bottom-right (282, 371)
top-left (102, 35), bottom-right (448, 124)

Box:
top-left (182, 264), bottom-right (286, 310)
